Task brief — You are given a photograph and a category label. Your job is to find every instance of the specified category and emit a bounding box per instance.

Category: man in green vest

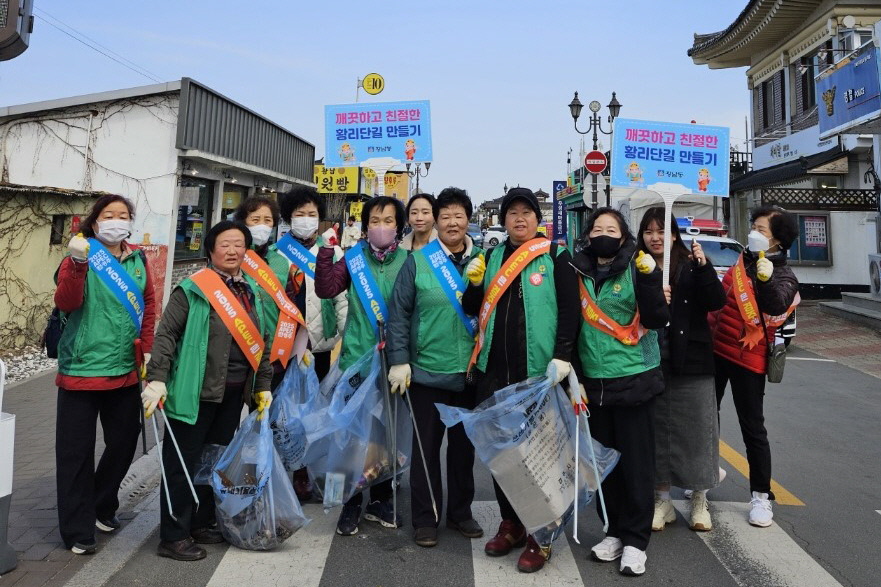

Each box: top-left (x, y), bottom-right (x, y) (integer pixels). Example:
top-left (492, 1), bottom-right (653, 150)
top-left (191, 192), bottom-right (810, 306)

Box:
top-left (315, 195), bottom-right (409, 537)
top-left (386, 187), bottom-right (485, 548)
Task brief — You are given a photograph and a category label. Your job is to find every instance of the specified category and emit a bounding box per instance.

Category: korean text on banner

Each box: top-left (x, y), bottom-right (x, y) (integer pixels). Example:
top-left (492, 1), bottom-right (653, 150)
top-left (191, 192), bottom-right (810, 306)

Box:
top-left (314, 165), bottom-right (359, 194)
top-left (816, 44), bottom-right (881, 139)
top-left (325, 100), bottom-right (433, 167)
top-left (610, 118), bottom-right (730, 197)
top-left (552, 180), bottom-right (568, 242)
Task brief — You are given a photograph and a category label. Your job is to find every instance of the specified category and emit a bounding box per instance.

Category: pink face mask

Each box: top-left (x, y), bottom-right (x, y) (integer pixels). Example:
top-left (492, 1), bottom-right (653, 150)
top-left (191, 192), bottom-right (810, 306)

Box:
top-left (367, 226), bottom-right (397, 249)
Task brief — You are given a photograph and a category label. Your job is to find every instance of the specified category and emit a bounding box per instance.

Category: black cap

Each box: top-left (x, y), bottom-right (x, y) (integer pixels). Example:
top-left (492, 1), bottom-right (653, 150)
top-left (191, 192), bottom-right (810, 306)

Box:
top-left (500, 187), bottom-right (541, 222)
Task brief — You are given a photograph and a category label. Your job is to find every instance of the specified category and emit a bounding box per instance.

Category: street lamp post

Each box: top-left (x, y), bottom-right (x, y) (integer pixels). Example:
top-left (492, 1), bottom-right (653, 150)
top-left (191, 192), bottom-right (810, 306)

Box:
top-left (568, 91), bottom-right (622, 210)
top-left (405, 162), bottom-right (431, 196)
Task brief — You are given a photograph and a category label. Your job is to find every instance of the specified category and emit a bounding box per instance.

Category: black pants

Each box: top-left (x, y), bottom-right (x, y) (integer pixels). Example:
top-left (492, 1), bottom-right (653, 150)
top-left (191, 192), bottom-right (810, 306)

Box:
top-left (56, 384), bottom-right (141, 548)
top-left (714, 355), bottom-right (774, 498)
top-left (159, 383), bottom-right (244, 542)
top-left (589, 398), bottom-right (656, 551)
top-left (407, 382), bottom-right (476, 529)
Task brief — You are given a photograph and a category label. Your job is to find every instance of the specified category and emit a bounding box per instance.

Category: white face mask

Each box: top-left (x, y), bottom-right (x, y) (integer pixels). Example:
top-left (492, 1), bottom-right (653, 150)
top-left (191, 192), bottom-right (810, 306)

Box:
top-left (290, 216), bottom-right (319, 240)
top-left (747, 230), bottom-right (770, 253)
top-left (96, 219), bottom-right (132, 245)
top-left (248, 223), bottom-right (272, 246)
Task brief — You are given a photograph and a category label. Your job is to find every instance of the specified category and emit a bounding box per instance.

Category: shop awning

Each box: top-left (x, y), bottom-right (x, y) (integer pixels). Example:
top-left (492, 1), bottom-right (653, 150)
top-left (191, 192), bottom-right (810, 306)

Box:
top-left (730, 145), bottom-right (846, 192)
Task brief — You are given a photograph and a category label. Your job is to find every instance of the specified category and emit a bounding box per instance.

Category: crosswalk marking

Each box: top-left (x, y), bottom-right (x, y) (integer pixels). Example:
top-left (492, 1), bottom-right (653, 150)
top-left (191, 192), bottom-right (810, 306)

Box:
top-left (206, 503), bottom-right (337, 587)
top-left (471, 501), bottom-right (584, 586)
top-left (672, 500), bottom-right (843, 587)
top-left (718, 440), bottom-right (805, 506)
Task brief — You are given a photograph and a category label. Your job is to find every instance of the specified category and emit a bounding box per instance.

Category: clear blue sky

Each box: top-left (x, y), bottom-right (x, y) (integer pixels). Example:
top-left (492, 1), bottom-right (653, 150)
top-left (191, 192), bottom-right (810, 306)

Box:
top-left (0, 0), bottom-right (751, 203)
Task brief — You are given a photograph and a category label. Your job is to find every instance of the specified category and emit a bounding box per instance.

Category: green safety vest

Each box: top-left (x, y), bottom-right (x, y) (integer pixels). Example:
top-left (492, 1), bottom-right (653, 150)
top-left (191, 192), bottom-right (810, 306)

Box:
top-left (162, 275), bottom-right (267, 424)
top-left (57, 251), bottom-right (148, 377)
top-left (339, 246), bottom-right (408, 371)
top-left (410, 246), bottom-right (483, 375)
top-left (476, 244), bottom-right (563, 378)
top-left (576, 266), bottom-right (660, 378)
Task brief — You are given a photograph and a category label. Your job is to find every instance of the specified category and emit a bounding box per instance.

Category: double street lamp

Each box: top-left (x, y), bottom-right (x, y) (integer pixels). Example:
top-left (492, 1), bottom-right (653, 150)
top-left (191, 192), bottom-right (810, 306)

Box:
top-left (568, 91), bottom-right (622, 209)
top-left (405, 161), bottom-right (431, 195)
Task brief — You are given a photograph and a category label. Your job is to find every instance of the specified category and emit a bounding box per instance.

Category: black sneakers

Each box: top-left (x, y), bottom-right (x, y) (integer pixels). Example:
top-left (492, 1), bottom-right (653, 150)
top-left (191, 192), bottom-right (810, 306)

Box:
top-left (336, 503), bottom-right (361, 536)
top-left (364, 499), bottom-right (401, 528)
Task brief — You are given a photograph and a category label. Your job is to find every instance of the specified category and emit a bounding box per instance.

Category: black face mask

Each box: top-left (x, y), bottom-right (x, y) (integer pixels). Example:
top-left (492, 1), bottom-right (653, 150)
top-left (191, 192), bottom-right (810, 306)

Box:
top-left (589, 235), bottom-right (622, 258)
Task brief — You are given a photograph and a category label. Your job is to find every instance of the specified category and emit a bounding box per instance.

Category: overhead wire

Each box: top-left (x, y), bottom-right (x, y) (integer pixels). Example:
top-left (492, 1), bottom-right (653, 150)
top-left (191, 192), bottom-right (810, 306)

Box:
top-left (33, 8), bottom-right (164, 83)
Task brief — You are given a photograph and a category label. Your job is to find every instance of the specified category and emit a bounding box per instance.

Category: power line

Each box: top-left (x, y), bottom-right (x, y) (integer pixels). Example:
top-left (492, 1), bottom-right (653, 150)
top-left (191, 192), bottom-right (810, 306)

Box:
top-left (33, 9), bottom-right (164, 83)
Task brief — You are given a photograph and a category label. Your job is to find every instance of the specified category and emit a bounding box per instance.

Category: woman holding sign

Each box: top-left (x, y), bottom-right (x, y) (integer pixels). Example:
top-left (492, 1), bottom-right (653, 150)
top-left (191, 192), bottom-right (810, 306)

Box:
top-left (54, 194), bottom-right (156, 555)
top-left (461, 187), bottom-right (580, 573)
top-left (571, 207), bottom-right (669, 577)
top-left (387, 187), bottom-right (484, 548)
top-left (316, 195), bottom-right (409, 537)
top-left (142, 220), bottom-right (273, 561)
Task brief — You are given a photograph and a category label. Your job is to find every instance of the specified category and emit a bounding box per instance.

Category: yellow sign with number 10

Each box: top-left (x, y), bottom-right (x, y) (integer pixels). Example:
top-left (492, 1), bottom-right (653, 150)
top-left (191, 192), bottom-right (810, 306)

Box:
top-left (362, 73), bottom-right (384, 95)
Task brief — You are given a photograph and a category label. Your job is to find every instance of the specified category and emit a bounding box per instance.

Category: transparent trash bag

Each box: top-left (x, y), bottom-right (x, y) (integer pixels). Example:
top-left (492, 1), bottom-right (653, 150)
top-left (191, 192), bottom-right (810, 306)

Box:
top-left (306, 349), bottom-right (412, 509)
top-left (268, 359), bottom-right (329, 472)
top-left (437, 376), bottom-right (619, 537)
top-left (212, 411), bottom-right (310, 550)
top-left (194, 444), bottom-right (225, 485)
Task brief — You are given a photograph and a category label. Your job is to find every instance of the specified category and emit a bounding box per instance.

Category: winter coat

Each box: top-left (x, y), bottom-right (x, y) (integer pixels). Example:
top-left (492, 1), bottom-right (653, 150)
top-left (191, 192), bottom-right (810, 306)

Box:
top-left (400, 227), bottom-right (438, 251)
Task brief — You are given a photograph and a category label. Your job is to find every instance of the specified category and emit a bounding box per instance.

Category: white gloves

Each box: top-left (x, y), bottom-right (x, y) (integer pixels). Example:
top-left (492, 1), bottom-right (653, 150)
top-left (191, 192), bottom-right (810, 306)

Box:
top-left (141, 381), bottom-right (167, 418)
top-left (318, 228), bottom-right (338, 248)
top-left (253, 391), bottom-right (272, 420)
top-left (465, 254), bottom-right (486, 286)
top-left (388, 363), bottom-right (411, 394)
top-left (68, 233), bottom-right (90, 262)
top-left (756, 251), bottom-right (773, 282)
top-left (635, 250), bottom-right (656, 274)
top-left (546, 359), bottom-right (571, 386)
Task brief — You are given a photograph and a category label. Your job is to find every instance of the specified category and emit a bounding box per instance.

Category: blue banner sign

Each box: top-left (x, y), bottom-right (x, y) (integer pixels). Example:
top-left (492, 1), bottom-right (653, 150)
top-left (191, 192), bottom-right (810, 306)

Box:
top-left (610, 118), bottom-right (730, 197)
top-left (325, 100), bottom-right (433, 167)
top-left (816, 45), bottom-right (881, 139)
top-left (552, 180), bottom-right (567, 241)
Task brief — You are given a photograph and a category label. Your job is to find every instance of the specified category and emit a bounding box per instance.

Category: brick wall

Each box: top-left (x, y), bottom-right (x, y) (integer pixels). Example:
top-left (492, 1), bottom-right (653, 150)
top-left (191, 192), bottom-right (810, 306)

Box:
top-left (170, 259), bottom-right (204, 289)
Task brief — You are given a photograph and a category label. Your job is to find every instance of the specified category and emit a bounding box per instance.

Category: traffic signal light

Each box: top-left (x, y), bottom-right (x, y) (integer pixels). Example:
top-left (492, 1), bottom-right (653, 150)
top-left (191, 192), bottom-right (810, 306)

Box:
top-left (0, 0), bottom-right (34, 61)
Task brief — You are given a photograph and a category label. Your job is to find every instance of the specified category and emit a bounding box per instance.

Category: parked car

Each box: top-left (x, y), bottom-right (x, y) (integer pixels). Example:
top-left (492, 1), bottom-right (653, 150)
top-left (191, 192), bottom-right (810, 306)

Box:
top-left (483, 225), bottom-right (507, 247)
top-left (468, 223), bottom-right (484, 248)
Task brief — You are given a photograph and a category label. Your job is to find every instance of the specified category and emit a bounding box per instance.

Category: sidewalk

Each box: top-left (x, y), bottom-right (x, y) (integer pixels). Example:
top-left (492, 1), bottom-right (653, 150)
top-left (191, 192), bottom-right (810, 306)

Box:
top-left (790, 303), bottom-right (881, 380)
top-left (1, 369), bottom-right (157, 587)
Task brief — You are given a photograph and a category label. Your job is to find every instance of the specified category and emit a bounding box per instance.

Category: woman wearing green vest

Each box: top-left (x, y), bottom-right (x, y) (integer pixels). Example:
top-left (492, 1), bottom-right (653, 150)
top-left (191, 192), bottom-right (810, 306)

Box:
top-left (54, 194), bottom-right (157, 555)
top-left (142, 220), bottom-right (273, 561)
top-left (233, 194), bottom-right (279, 259)
top-left (461, 187), bottom-right (580, 573)
top-left (571, 207), bottom-right (669, 577)
top-left (316, 195), bottom-right (408, 537)
top-left (387, 187), bottom-right (484, 548)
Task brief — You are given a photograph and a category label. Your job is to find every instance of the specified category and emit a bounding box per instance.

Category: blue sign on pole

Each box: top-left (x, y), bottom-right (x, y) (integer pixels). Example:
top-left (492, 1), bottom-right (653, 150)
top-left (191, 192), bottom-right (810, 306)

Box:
top-left (552, 180), bottom-right (567, 241)
top-left (610, 118), bottom-right (730, 197)
top-left (816, 45), bottom-right (881, 139)
top-left (325, 100), bottom-right (433, 167)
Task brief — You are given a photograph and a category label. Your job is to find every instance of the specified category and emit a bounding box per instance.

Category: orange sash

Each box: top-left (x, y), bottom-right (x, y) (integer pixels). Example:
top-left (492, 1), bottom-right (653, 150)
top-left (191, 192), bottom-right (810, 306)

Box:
top-left (190, 268), bottom-right (265, 371)
top-left (731, 254), bottom-right (800, 349)
top-left (242, 251), bottom-right (306, 368)
top-left (467, 238), bottom-right (552, 372)
top-left (578, 279), bottom-right (645, 345)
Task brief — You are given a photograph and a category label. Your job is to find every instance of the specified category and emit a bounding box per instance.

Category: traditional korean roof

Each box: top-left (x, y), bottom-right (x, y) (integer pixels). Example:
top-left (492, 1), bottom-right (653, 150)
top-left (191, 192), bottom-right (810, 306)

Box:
top-left (0, 182), bottom-right (109, 198)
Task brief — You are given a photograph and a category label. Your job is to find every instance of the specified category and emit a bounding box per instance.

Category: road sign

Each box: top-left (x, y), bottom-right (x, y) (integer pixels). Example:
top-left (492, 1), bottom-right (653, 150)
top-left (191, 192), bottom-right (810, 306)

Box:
top-left (584, 150), bottom-right (607, 174)
top-left (361, 73), bottom-right (384, 95)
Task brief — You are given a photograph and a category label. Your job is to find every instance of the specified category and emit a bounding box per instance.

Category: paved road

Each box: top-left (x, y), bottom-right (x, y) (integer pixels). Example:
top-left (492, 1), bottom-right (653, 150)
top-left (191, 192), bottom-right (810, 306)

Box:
top-left (37, 344), bottom-right (880, 587)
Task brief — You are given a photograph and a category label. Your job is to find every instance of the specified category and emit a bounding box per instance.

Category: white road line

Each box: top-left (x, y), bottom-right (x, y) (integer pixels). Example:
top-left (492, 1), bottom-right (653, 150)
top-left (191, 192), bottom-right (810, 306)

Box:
top-left (206, 503), bottom-right (337, 587)
top-left (672, 500), bottom-right (843, 587)
top-left (471, 500), bottom-right (583, 587)
top-left (787, 357), bottom-right (836, 362)
top-left (876, 510), bottom-right (881, 515)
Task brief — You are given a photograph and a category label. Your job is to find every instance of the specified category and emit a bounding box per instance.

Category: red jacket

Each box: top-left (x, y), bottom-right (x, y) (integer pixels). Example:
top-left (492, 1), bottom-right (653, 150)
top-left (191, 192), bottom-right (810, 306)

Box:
top-left (709, 252), bottom-right (798, 374)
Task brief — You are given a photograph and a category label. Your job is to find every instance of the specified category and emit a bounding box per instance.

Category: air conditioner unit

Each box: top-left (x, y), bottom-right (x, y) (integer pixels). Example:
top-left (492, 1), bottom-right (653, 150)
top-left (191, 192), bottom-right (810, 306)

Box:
top-left (869, 254), bottom-right (881, 297)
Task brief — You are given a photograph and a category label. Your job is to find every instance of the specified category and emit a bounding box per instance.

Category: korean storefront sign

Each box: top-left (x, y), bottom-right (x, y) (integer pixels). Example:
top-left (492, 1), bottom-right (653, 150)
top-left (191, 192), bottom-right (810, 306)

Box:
top-left (325, 100), bottom-right (433, 167)
top-left (752, 124), bottom-right (837, 171)
top-left (816, 44), bottom-right (881, 139)
top-left (314, 165), bottom-right (359, 194)
top-left (610, 118), bottom-right (730, 197)
top-left (552, 180), bottom-right (568, 241)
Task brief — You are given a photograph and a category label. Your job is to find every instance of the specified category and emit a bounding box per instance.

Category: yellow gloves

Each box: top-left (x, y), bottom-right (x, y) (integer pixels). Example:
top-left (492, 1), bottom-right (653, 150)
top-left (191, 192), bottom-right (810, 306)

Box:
top-left (141, 381), bottom-right (167, 418)
top-left (756, 250), bottom-right (773, 282)
top-left (254, 391), bottom-right (272, 420)
top-left (465, 253), bottom-right (486, 286)
top-left (388, 364), bottom-right (411, 394)
top-left (300, 349), bottom-right (313, 367)
top-left (635, 250), bottom-right (656, 274)
top-left (68, 232), bottom-right (90, 262)
top-left (546, 359), bottom-right (571, 386)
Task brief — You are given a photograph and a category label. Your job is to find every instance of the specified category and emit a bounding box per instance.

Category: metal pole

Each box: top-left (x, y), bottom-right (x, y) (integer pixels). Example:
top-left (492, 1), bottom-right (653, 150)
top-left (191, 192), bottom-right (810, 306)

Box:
top-left (592, 113), bottom-right (599, 211)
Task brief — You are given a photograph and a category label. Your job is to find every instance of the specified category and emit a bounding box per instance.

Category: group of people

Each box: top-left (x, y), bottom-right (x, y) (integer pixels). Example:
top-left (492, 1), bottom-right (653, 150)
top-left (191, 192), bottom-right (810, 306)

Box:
top-left (52, 184), bottom-right (799, 577)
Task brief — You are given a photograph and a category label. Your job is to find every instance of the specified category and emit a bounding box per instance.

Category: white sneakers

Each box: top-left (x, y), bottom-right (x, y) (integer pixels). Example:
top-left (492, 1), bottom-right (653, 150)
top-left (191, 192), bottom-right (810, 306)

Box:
top-left (651, 497), bottom-right (676, 531)
top-left (689, 491), bottom-right (712, 531)
top-left (749, 491), bottom-right (774, 527)
top-left (590, 536), bottom-right (623, 561)
top-left (619, 546), bottom-right (647, 576)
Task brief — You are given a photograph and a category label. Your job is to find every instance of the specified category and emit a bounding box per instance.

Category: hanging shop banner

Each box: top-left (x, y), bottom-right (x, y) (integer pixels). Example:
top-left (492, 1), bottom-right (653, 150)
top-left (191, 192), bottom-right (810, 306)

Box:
top-left (816, 44), bottom-right (881, 139)
top-left (325, 100), bottom-right (433, 167)
top-left (384, 172), bottom-right (410, 201)
top-left (752, 125), bottom-right (837, 171)
top-left (610, 118), bottom-right (730, 197)
top-left (314, 165), bottom-right (360, 194)
top-left (552, 180), bottom-right (568, 242)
